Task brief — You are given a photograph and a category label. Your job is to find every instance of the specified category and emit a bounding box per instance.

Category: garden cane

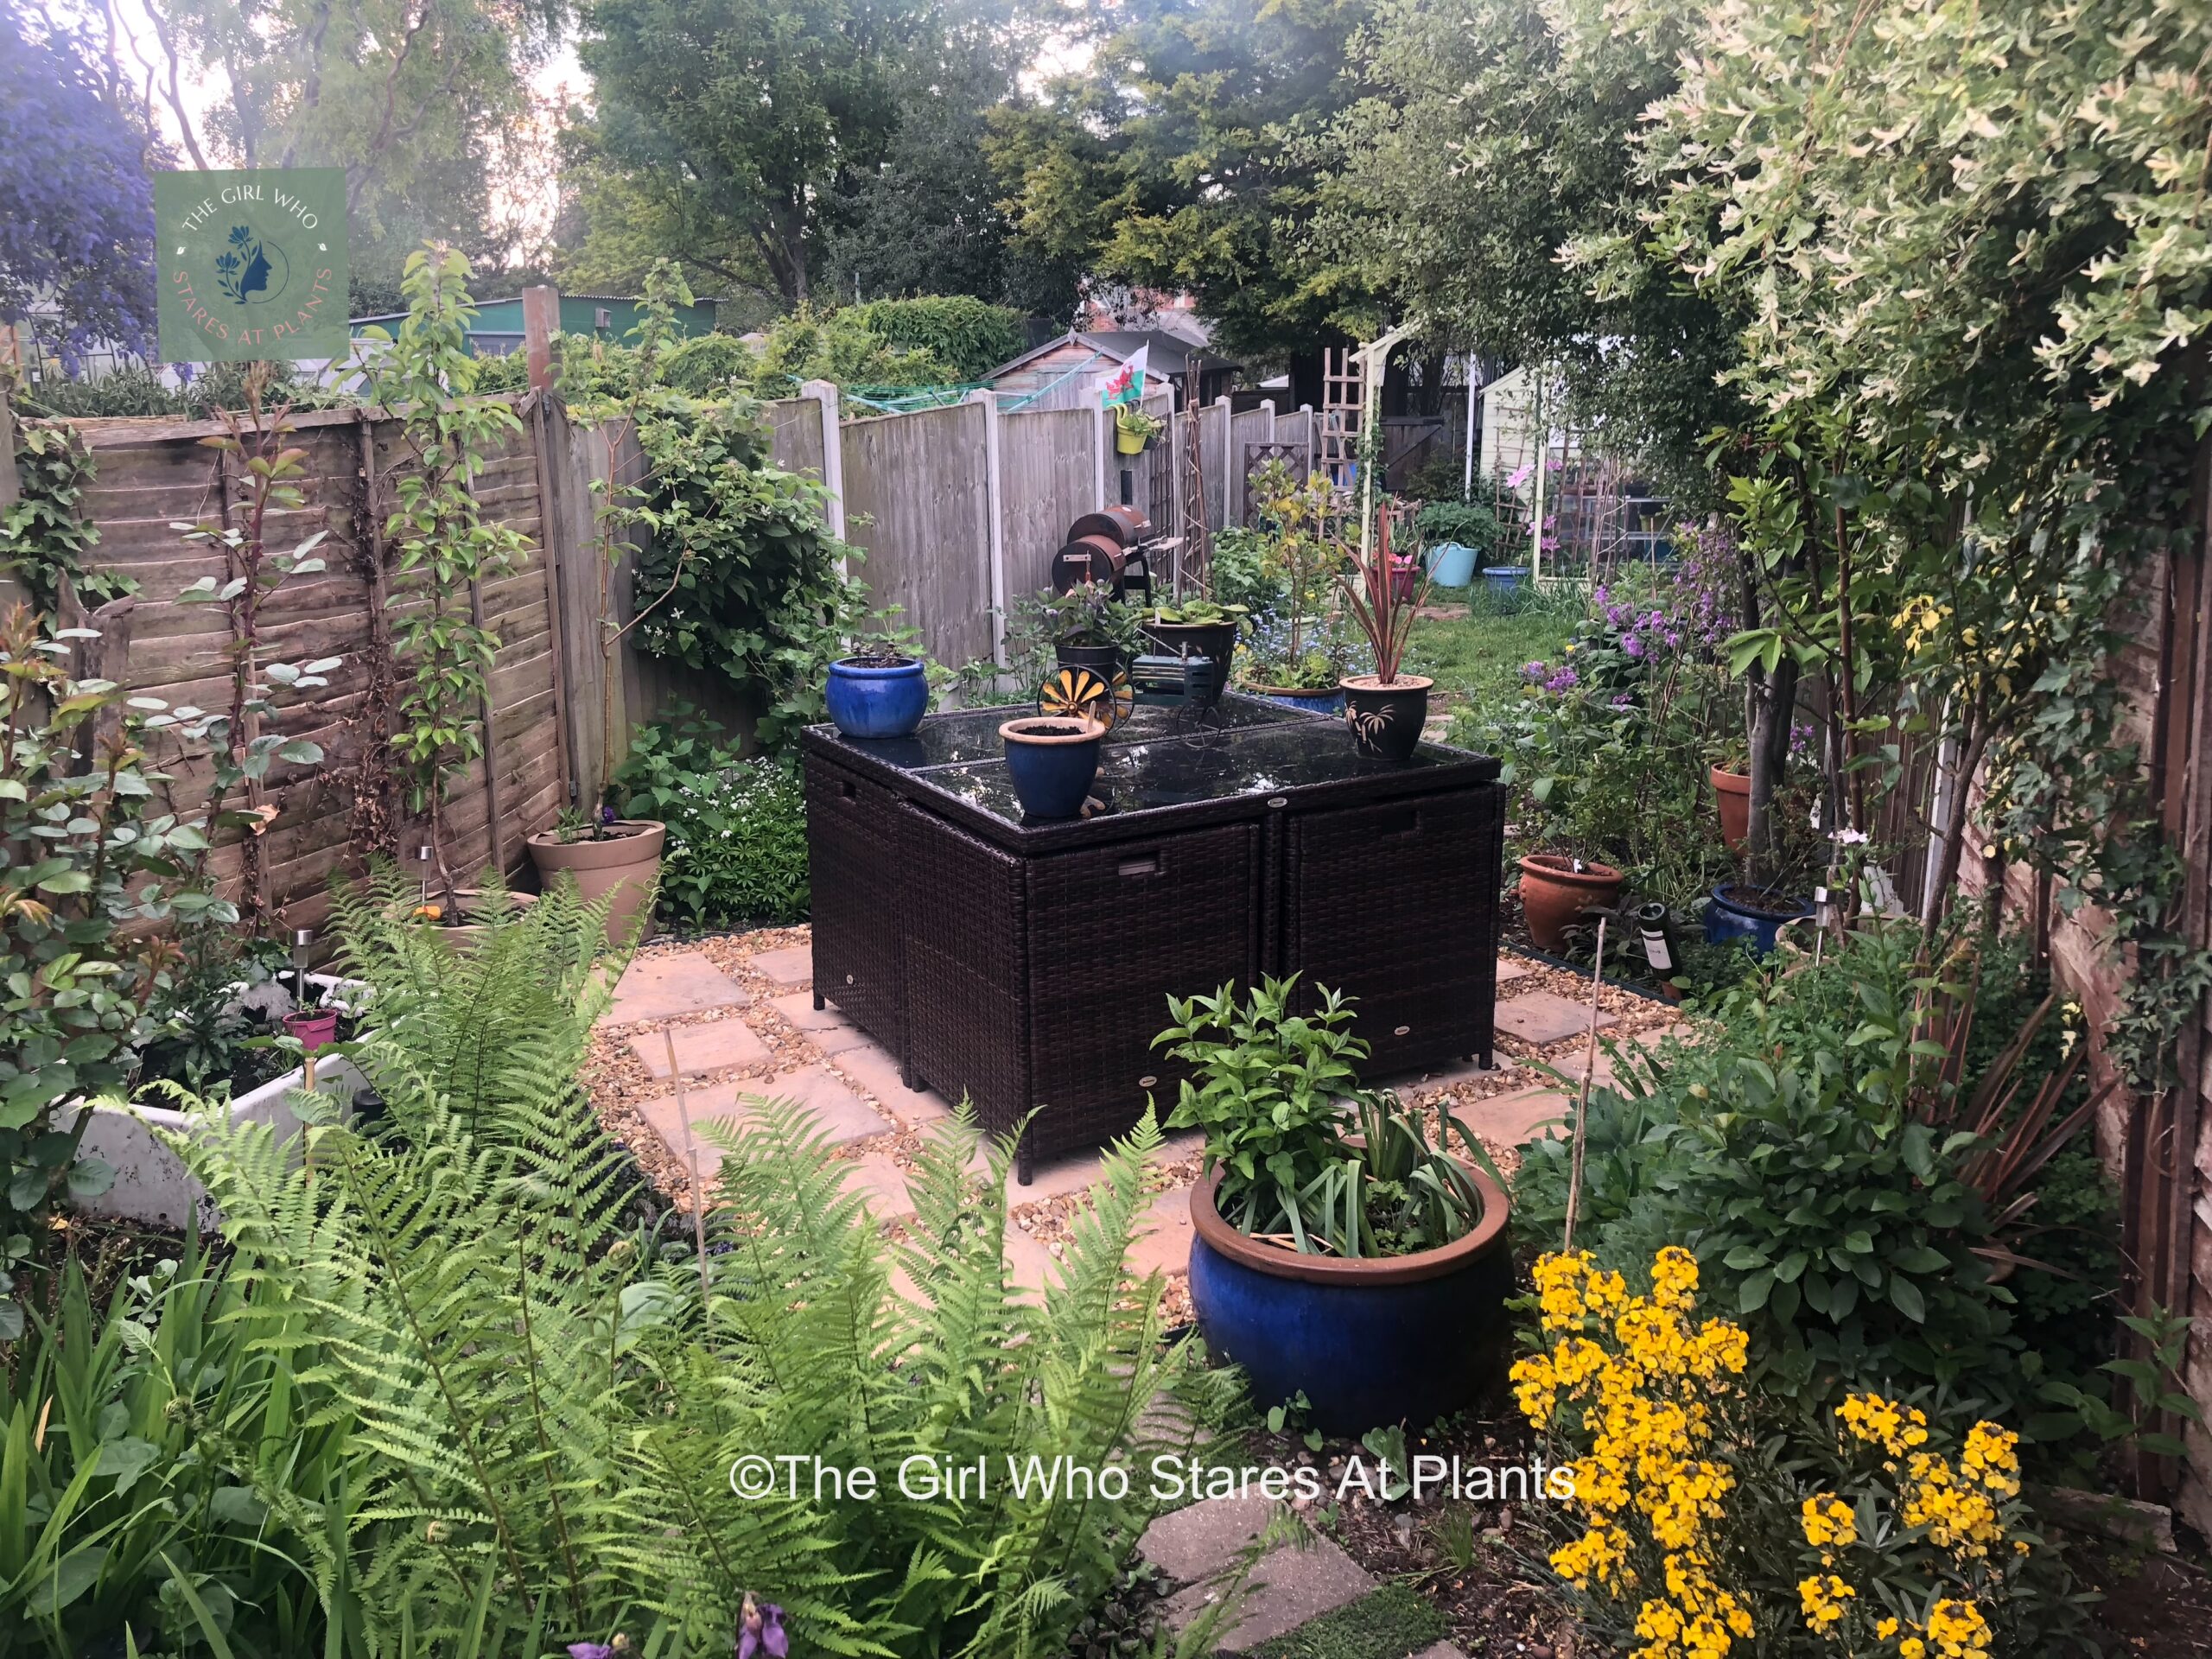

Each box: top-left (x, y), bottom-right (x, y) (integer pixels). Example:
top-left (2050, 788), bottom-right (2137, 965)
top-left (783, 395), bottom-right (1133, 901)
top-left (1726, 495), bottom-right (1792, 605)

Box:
top-left (1562, 916), bottom-right (1607, 1252)
top-left (664, 1028), bottom-right (713, 1303)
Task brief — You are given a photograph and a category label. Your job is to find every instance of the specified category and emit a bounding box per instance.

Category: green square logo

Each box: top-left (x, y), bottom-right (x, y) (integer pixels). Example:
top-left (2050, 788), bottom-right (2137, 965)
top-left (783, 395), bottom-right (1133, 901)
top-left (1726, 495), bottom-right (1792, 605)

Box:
top-left (155, 169), bottom-right (349, 364)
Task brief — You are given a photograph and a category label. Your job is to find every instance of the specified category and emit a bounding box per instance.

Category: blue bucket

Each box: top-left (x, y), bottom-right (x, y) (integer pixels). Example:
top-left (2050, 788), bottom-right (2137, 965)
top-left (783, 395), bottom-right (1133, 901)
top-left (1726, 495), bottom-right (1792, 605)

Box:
top-left (1427, 542), bottom-right (1478, 588)
top-left (1482, 565), bottom-right (1529, 594)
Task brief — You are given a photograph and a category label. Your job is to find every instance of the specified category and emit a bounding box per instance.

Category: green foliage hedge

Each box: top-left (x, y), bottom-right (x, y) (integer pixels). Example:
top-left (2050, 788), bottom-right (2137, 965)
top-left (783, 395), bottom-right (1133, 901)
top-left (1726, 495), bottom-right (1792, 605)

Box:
top-left (853, 296), bottom-right (1025, 379)
top-left (612, 717), bottom-right (810, 927)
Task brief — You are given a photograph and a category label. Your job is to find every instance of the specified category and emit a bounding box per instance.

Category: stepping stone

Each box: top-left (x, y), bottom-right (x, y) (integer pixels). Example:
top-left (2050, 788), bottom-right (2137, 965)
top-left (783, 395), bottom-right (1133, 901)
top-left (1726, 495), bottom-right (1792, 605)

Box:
top-left (1007, 1147), bottom-right (1113, 1204)
top-left (603, 952), bottom-right (747, 1024)
top-left (747, 944), bottom-right (813, 988)
top-left (627, 1018), bottom-right (772, 1079)
top-left (831, 1042), bottom-right (956, 1128)
top-left (1126, 1185), bottom-right (1193, 1280)
top-left (1494, 988), bottom-right (1616, 1046)
top-left (1496, 955), bottom-right (1535, 984)
top-left (1143, 1495), bottom-right (1282, 1585)
top-left (1158, 1523), bottom-right (1375, 1651)
top-left (1389, 1055), bottom-right (1514, 1096)
top-left (838, 1150), bottom-right (916, 1223)
top-left (638, 1065), bottom-right (893, 1173)
top-left (1552, 1021), bottom-right (1688, 1086)
top-left (1451, 1086), bottom-right (1570, 1146)
top-left (769, 992), bottom-right (872, 1055)
top-left (1002, 1226), bottom-right (1057, 1298)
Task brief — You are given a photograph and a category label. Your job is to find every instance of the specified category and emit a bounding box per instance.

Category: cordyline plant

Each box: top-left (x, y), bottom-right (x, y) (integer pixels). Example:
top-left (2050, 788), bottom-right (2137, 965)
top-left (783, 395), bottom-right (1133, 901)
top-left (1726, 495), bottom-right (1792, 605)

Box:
top-left (1335, 509), bottom-right (1428, 684)
top-left (359, 245), bottom-right (531, 898)
top-left (0, 603), bottom-right (229, 1338)
top-left (171, 368), bottom-right (339, 927)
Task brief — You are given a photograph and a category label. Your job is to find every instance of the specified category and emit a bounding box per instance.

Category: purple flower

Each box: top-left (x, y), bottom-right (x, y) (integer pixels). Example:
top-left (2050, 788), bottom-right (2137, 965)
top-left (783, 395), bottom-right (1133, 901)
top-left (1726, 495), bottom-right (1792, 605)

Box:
top-left (1611, 691), bottom-right (1635, 706)
top-left (1522, 660), bottom-right (1548, 682)
top-left (569, 1647), bottom-right (613, 1659)
top-left (1622, 634), bottom-right (1643, 658)
top-left (739, 1595), bottom-right (788, 1659)
top-left (600, 803), bottom-right (618, 825)
top-left (1543, 666), bottom-right (1580, 692)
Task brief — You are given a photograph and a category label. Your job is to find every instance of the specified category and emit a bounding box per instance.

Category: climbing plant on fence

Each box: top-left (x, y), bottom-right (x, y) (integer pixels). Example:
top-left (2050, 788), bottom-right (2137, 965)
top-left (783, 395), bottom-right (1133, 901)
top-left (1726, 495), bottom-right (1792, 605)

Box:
top-left (358, 245), bottom-right (533, 898)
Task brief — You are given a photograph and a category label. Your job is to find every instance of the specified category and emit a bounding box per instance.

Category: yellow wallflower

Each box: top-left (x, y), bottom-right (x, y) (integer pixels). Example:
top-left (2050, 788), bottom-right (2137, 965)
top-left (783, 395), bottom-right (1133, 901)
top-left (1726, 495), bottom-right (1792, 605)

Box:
top-left (1799, 1493), bottom-right (1857, 1556)
top-left (1796, 1572), bottom-right (1855, 1631)
top-left (1925, 1599), bottom-right (1992, 1658)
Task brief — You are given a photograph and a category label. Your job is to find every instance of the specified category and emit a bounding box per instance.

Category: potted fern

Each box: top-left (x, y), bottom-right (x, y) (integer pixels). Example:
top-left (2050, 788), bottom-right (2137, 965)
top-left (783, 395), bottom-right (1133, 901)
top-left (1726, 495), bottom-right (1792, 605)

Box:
top-left (1337, 510), bottom-right (1433, 759)
top-left (1157, 977), bottom-right (1515, 1433)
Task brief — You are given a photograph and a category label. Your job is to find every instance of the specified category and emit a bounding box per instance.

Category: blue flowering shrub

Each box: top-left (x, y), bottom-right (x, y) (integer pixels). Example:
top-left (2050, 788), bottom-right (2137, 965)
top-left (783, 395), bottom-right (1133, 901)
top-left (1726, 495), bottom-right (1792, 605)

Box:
top-left (612, 717), bottom-right (810, 927)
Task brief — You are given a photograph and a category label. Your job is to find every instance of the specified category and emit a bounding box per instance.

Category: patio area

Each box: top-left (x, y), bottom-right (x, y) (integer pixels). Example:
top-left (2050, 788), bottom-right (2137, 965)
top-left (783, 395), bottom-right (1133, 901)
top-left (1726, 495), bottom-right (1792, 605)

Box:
top-left (584, 925), bottom-right (1684, 1317)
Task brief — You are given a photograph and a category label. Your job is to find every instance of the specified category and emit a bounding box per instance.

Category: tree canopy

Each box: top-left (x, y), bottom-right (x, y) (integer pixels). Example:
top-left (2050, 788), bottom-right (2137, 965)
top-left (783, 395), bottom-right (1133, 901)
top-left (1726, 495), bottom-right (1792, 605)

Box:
top-left (0, 2), bottom-right (166, 360)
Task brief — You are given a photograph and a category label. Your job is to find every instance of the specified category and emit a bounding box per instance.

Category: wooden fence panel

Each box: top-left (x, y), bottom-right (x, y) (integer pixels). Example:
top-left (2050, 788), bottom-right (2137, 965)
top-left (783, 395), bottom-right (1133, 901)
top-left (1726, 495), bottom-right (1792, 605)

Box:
top-left (61, 395), bottom-right (565, 933)
top-left (766, 397), bottom-right (825, 480)
top-left (842, 402), bottom-right (994, 669)
top-left (999, 407), bottom-right (1096, 602)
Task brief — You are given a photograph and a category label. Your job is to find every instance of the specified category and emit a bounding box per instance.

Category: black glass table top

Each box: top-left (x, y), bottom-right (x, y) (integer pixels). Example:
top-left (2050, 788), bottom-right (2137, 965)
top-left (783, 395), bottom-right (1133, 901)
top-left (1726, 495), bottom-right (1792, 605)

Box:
top-left (820, 694), bottom-right (1306, 772)
top-left (908, 715), bottom-right (1478, 826)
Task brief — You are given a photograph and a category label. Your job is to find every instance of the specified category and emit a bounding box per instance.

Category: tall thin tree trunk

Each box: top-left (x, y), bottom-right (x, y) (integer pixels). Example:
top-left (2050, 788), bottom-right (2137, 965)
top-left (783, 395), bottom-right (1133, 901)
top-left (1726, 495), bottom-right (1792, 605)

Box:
top-left (1918, 705), bottom-right (1988, 938)
top-left (1746, 654), bottom-right (1801, 890)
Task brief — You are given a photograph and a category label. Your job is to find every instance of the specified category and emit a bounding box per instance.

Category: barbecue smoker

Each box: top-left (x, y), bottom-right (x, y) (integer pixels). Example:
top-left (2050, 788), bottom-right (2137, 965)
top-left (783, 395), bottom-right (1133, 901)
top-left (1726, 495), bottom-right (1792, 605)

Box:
top-left (1041, 506), bottom-right (1233, 729)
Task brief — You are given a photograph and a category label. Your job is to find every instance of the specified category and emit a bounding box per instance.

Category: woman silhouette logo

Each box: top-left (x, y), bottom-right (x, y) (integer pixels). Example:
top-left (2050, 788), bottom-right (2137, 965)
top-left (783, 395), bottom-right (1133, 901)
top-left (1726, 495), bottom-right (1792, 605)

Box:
top-left (213, 225), bottom-right (291, 307)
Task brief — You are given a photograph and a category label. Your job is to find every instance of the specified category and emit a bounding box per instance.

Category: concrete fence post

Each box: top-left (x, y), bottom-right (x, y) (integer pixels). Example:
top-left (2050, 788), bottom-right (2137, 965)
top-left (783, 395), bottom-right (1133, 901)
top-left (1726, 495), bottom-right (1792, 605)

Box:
top-left (521, 286), bottom-right (559, 391)
top-left (800, 379), bottom-right (849, 576)
top-left (969, 391), bottom-right (1008, 669)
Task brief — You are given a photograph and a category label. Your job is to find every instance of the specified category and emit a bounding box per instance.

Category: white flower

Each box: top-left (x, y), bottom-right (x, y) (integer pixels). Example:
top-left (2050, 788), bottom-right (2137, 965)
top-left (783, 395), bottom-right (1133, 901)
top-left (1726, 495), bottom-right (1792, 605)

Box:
top-left (1831, 828), bottom-right (1869, 845)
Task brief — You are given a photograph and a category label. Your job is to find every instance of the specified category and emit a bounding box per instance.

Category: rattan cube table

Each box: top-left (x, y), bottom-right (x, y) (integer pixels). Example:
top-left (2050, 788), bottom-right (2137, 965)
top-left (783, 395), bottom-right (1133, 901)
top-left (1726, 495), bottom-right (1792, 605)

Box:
top-left (801, 696), bottom-right (1504, 1179)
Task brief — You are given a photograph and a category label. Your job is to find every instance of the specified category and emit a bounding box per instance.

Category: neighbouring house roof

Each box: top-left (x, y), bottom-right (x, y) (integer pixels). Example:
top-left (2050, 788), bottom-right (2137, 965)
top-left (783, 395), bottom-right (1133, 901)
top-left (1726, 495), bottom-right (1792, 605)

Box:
top-left (981, 328), bottom-right (1240, 385)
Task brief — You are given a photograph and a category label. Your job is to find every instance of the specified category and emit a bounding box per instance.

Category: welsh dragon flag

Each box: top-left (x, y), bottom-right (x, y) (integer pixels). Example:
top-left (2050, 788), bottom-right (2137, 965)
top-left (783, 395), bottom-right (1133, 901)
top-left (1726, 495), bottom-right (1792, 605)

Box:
top-left (1100, 344), bottom-right (1148, 408)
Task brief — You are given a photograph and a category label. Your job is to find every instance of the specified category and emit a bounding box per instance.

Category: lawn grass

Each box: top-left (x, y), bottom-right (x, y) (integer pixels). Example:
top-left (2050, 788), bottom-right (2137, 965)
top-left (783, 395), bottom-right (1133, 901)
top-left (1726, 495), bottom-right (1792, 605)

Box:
top-left (1403, 584), bottom-right (1581, 726)
top-left (1245, 1582), bottom-right (1450, 1659)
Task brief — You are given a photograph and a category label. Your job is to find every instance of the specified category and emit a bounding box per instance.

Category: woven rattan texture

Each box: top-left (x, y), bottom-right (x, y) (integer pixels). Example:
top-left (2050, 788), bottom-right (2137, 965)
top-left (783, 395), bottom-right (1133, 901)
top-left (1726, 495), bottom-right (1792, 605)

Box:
top-left (899, 802), bottom-right (1030, 1141)
top-left (1023, 823), bottom-right (1264, 1160)
top-left (1281, 787), bottom-right (1503, 1076)
top-left (805, 759), bottom-right (908, 1053)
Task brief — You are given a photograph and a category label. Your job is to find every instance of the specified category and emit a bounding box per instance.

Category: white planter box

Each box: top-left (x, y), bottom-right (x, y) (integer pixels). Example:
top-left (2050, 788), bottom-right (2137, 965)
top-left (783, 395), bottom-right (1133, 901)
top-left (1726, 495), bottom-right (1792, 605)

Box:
top-left (65, 975), bottom-right (372, 1230)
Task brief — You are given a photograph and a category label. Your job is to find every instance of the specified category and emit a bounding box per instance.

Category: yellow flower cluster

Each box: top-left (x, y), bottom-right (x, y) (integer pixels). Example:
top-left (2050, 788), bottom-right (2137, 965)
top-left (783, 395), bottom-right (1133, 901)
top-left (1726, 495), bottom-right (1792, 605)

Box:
top-left (1795, 1395), bottom-right (2029, 1651)
top-left (1796, 1573), bottom-right (1853, 1630)
top-left (1878, 1599), bottom-right (1993, 1659)
top-left (1800, 1494), bottom-right (1856, 1558)
top-left (1513, 1249), bottom-right (1754, 1659)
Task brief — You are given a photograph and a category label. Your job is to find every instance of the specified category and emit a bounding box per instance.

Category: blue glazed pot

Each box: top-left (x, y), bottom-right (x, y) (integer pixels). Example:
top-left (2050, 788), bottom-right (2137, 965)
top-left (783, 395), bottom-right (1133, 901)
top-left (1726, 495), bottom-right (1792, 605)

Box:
top-left (1703, 882), bottom-right (1815, 956)
top-left (825, 656), bottom-right (929, 739)
top-left (1248, 684), bottom-right (1345, 716)
top-left (1187, 1167), bottom-right (1516, 1435)
top-left (1482, 565), bottom-right (1529, 594)
top-left (999, 716), bottom-right (1103, 820)
top-left (1427, 542), bottom-right (1478, 588)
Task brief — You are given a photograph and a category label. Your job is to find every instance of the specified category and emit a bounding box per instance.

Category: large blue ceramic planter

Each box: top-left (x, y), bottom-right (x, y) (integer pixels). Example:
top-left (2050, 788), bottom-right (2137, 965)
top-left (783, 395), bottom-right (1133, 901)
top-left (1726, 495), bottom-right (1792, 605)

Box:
top-left (825, 657), bottom-right (929, 739)
top-left (1481, 565), bottom-right (1530, 595)
top-left (1188, 1169), bottom-right (1516, 1434)
top-left (1249, 686), bottom-right (1345, 715)
top-left (1704, 883), bottom-right (1815, 956)
top-left (999, 716), bottom-right (1103, 820)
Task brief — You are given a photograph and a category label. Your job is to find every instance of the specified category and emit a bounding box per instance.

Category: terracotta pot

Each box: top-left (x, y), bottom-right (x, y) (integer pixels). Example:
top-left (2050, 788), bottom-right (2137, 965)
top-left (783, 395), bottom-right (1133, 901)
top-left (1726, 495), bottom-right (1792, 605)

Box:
top-left (527, 819), bottom-right (665, 945)
top-left (1517, 853), bottom-right (1624, 951)
top-left (1711, 766), bottom-right (1751, 853)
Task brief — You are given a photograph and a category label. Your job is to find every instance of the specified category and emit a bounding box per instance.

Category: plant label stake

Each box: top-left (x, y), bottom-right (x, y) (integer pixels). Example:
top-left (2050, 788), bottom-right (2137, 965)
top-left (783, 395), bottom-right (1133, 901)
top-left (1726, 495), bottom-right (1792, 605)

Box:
top-left (664, 1028), bottom-right (712, 1304)
top-left (1562, 916), bottom-right (1607, 1252)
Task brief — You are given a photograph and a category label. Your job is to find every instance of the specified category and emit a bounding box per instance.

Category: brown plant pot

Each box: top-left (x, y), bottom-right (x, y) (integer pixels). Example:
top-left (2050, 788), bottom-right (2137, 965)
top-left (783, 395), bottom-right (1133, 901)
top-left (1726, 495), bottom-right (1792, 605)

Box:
top-left (1517, 853), bottom-right (1624, 951)
top-left (1711, 766), bottom-right (1751, 854)
top-left (526, 819), bottom-right (665, 945)
top-left (1341, 674), bottom-right (1433, 760)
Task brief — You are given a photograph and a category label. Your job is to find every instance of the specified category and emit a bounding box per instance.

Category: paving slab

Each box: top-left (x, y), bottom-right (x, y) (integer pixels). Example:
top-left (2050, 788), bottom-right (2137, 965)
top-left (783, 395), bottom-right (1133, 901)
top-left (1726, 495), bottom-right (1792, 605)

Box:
top-left (603, 952), bottom-right (747, 1024)
top-left (1390, 1055), bottom-right (1515, 1096)
top-left (1451, 1086), bottom-right (1571, 1147)
top-left (1494, 988), bottom-right (1617, 1046)
top-left (1002, 1226), bottom-right (1057, 1298)
top-left (639, 1065), bottom-right (893, 1173)
top-left (1496, 955), bottom-right (1536, 984)
top-left (747, 944), bottom-right (814, 988)
top-left (838, 1151), bottom-right (916, 1223)
top-left (1551, 1020), bottom-right (1689, 1086)
top-left (627, 1018), bottom-right (772, 1079)
top-left (1162, 1530), bottom-right (1375, 1651)
top-left (768, 992), bottom-right (872, 1054)
top-left (1142, 1495), bottom-right (1281, 1586)
top-left (831, 1042), bottom-right (956, 1128)
top-left (1127, 1185), bottom-right (1193, 1280)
